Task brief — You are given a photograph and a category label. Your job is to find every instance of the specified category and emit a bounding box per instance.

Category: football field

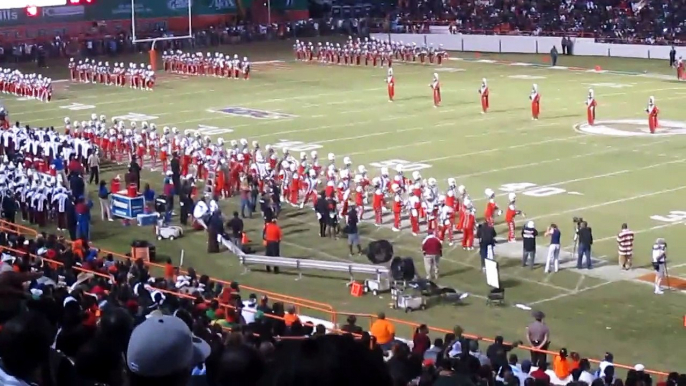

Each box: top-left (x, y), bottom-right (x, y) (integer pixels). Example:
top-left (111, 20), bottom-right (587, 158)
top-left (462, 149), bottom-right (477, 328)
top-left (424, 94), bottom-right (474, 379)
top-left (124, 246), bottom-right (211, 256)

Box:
top-left (8, 40), bottom-right (686, 372)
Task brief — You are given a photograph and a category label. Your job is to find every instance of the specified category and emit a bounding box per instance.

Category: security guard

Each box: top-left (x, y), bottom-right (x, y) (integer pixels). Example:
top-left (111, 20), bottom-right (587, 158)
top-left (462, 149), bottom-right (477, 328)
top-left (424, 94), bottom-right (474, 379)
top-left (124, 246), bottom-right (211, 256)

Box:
top-left (263, 218), bottom-right (282, 274)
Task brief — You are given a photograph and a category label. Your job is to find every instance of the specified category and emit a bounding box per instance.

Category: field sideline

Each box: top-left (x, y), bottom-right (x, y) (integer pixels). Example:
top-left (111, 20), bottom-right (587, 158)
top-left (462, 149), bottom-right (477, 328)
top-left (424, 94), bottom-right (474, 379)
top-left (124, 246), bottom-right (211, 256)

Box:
top-left (6, 41), bottom-right (686, 372)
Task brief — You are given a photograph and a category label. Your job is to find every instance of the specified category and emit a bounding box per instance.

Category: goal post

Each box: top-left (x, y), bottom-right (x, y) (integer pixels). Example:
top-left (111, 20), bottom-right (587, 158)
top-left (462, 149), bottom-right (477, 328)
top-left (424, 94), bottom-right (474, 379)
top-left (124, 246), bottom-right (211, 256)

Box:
top-left (130, 0), bottom-right (193, 71)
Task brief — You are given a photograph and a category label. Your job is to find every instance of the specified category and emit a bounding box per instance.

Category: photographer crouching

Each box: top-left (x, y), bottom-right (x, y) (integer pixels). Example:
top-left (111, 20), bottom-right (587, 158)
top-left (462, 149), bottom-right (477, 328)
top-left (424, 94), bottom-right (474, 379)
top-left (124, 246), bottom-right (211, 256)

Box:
top-left (574, 218), bottom-right (593, 270)
top-left (652, 238), bottom-right (667, 295)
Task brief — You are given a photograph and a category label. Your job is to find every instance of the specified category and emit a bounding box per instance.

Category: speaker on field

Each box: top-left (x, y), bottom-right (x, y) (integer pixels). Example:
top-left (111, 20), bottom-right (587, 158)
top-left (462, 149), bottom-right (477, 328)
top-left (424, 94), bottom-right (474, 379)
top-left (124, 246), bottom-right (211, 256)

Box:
top-left (366, 240), bottom-right (394, 264)
top-left (390, 257), bottom-right (416, 281)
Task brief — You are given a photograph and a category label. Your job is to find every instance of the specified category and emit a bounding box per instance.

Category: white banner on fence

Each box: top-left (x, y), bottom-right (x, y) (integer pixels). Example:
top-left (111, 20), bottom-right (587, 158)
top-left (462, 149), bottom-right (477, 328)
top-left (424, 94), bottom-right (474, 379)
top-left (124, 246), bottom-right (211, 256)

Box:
top-left (371, 32), bottom-right (679, 60)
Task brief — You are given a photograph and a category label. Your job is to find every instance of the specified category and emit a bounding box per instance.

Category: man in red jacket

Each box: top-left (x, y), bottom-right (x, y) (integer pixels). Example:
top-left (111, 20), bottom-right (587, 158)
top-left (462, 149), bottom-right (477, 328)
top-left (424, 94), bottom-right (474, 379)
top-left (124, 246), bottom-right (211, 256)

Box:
top-left (422, 230), bottom-right (442, 280)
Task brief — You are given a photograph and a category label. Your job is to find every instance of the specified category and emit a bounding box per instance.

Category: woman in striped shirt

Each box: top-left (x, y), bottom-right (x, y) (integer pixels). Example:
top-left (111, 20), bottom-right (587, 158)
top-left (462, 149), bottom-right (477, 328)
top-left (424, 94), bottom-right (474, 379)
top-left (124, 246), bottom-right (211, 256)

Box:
top-left (616, 223), bottom-right (635, 270)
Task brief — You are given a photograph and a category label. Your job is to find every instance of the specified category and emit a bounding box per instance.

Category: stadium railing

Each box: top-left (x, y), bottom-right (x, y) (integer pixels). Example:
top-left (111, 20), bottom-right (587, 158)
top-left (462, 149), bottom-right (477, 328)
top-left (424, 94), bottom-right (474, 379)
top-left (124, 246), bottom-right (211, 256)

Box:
top-left (0, 220), bottom-right (672, 379)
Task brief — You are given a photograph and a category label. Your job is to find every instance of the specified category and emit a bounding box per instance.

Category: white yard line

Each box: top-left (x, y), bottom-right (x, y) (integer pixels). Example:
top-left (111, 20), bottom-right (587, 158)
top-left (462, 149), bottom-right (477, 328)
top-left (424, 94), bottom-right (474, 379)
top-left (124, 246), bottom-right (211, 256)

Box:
top-left (526, 185), bottom-right (686, 222)
top-left (473, 158), bottom-right (686, 204)
top-left (453, 139), bottom-right (672, 179)
top-left (526, 280), bottom-right (616, 306)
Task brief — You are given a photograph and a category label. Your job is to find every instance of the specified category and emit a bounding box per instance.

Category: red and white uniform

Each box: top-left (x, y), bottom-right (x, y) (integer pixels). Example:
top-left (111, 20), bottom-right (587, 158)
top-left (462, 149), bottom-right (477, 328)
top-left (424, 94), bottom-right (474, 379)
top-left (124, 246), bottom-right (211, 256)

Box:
top-left (372, 183), bottom-right (384, 225)
top-left (430, 73), bottom-right (441, 107)
top-left (408, 193), bottom-right (421, 235)
top-left (677, 57), bottom-right (684, 81)
top-left (438, 203), bottom-right (455, 244)
top-left (530, 84), bottom-right (540, 120)
top-left (646, 96), bottom-right (659, 134)
top-left (505, 193), bottom-right (522, 242)
top-left (479, 78), bottom-right (489, 113)
top-left (586, 89), bottom-right (597, 126)
top-left (484, 189), bottom-right (499, 227)
top-left (461, 201), bottom-right (475, 250)
top-left (387, 68), bottom-right (395, 101)
top-left (392, 191), bottom-right (403, 231)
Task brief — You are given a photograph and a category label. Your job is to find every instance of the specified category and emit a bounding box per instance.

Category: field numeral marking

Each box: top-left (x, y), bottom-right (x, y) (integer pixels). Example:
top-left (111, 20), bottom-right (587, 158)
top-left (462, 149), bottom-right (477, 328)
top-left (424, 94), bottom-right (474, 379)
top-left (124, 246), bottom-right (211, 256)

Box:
top-left (369, 159), bottom-right (432, 172)
top-left (113, 113), bottom-right (159, 121)
top-left (650, 211), bottom-right (686, 223)
top-left (499, 182), bottom-right (567, 198)
top-left (270, 140), bottom-right (322, 152)
top-left (60, 103), bottom-right (95, 111)
top-left (196, 125), bottom-right (233, 135)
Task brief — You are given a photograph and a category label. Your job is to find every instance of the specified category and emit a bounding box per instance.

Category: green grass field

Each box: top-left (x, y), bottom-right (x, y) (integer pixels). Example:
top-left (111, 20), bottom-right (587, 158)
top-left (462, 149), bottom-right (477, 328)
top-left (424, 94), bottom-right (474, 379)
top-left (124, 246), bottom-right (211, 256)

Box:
top-left (8, 41), bottom-right (686, 373)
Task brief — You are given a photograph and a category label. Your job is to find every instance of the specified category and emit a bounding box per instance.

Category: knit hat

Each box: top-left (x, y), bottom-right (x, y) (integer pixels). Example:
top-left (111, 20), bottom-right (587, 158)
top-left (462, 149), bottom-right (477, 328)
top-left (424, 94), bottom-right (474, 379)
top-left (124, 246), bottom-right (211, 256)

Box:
top-left (127, 315), bottom-right (211, 377)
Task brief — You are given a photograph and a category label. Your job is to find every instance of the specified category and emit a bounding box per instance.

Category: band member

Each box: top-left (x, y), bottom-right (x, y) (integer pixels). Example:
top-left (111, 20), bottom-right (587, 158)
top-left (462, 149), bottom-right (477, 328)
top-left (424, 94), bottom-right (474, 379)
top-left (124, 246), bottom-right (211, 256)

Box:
top-left (652, 238), bottom-right (667, 295)
top-left (646, 96), bottom-right (659, 134)
top-left (392, 183), bottom-right (402, 231)
top-left (430, 73), bottom-right (441, 107)
top-left (372, 178), bottom-right (384, 226)
top-left (677, 57), bottom-right (684, 81)
top-left (530, 84), bottom-right (540, 120)
top-left (505, 193), bottom-right (523, 242)
top-left (387, 67), bottom-right (395, 102)
top-left (461, 198), bottom-right (475, 250)
top-left (479, 78), bottom-right (489, 114)
top-left (483, 188), bottom-right (500, 227)
top-left (586, 88), bottom-right (597, 125)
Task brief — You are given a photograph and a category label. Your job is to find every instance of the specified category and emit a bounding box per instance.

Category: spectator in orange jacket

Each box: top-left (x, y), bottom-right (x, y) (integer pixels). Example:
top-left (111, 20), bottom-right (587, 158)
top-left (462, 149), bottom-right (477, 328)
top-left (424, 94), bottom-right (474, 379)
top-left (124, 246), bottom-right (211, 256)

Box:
top-left (554, 348), bottom-right (571, 380)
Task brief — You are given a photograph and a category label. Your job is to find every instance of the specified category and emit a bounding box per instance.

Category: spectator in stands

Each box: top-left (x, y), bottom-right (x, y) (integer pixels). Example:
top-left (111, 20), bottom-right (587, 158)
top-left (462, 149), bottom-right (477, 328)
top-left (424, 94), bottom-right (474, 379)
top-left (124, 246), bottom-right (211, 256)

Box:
top-left (214, 342), bottom-right (265, 386)
top-left (412, 324), bottom-right (431, 356)
top-left (554, 348), bottom-right (572, 380)
top-left (576, 358), bottom-right (595, 384)
top-left (341, 315), bottom-right (364, 335)
top-left (98, 180), bottom-right (114, 221)
top-left (510, 355), bottom-right (533, 385)
top-left (370, 312), bottom-right (397, 351)
top-left (469, 340), bottom-right (490, 367)
top-left (487, 335), bottom-right (520, 369)
top-left (126, 315), bottom-right (211, 386)
top-left (242, 294), bottom-right (258, 324)
top-left (0, 311), bottom-right (54, 386)
top-left (531, 360), bottom-right (551, 384)
top-left (423, 338), bottom-right (443, 363)
top-left (526, 310), bottom-right (550, 366)
top-left (284, 305), bottom-right (300, 327)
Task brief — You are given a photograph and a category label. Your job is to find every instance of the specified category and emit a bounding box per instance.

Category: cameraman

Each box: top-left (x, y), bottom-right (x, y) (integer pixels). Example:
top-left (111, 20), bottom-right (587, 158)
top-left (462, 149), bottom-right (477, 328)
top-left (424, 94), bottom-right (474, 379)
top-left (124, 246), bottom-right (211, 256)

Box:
top-left (652, 238), bottom-right (667, 295)
top-left (575, 221), bottom-right (593, 270)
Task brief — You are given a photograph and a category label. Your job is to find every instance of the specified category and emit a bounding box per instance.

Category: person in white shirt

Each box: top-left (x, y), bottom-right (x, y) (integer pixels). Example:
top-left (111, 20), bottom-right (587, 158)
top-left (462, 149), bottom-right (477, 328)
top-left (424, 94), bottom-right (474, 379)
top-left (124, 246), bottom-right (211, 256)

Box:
top-left (241, 294), bottom-right (258, 324)
top-left (576, 358), bottom-right (595, 384)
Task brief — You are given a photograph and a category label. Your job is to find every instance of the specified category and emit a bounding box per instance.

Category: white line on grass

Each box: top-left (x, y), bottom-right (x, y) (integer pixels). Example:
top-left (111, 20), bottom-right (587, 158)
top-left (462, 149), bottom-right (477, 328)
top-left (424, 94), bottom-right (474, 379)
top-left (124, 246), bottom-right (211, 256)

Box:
top-left (526, 185), bottom-right (686, 222)
top-left (526, 280), bottom-right (616, 306)
top-left (453, 139), bottom-right (672, 179)
top-left (473, 158), bottom-right (686, 204)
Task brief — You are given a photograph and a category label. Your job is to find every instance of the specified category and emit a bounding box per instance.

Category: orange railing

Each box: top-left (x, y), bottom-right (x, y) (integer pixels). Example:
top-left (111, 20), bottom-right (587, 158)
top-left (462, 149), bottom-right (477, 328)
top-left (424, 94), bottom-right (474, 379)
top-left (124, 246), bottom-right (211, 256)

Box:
top-left (0, 220), bottom-right (671, 379)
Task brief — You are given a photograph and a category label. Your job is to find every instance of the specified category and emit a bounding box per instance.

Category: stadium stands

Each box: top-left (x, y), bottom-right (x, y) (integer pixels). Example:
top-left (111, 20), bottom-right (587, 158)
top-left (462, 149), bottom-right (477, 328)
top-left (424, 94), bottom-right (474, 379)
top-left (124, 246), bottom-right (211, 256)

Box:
top-left (0, 220), bottom-right (675, 385)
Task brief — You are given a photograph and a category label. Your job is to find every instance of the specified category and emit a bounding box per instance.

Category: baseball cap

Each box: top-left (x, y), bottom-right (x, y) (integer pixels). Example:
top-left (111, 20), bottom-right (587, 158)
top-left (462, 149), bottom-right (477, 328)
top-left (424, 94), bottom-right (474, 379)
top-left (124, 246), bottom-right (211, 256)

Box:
top-left (635, 364), bottom-right (645, 372)
top-left (127, 315), bottom-right (211, 377)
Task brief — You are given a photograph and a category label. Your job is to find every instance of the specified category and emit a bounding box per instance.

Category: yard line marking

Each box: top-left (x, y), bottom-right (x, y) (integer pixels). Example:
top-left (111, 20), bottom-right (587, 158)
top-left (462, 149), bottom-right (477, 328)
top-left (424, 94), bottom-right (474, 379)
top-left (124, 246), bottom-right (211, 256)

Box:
top-left (527, 280), bottom-right (615, 306)
top-left (453, 139), bottom-right (671, 179)
top-left (280, 240), bottom-right (353, 263)
top-left (475, 158), bottom-right (686, 204)
top-left (527, 184), bottom-right (686, 222)
top-left (574, 275), bottom-right (586, 291)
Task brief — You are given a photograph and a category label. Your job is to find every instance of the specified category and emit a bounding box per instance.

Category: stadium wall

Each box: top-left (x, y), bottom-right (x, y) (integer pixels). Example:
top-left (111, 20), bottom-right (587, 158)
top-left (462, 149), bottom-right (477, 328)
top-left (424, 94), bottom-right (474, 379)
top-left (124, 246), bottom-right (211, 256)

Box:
top-left (372, 31), bottom-right (681, 60)
top-left (0, 0), bottom-right (308, 42)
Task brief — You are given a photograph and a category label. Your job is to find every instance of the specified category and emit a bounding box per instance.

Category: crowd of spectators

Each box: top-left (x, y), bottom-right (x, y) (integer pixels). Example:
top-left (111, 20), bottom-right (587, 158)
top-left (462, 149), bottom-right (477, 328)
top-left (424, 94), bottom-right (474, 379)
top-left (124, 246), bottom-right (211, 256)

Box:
top-left (386, 0), bottom-right (686, 44)
top-left (0, 226), bottom-right (683, 386)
